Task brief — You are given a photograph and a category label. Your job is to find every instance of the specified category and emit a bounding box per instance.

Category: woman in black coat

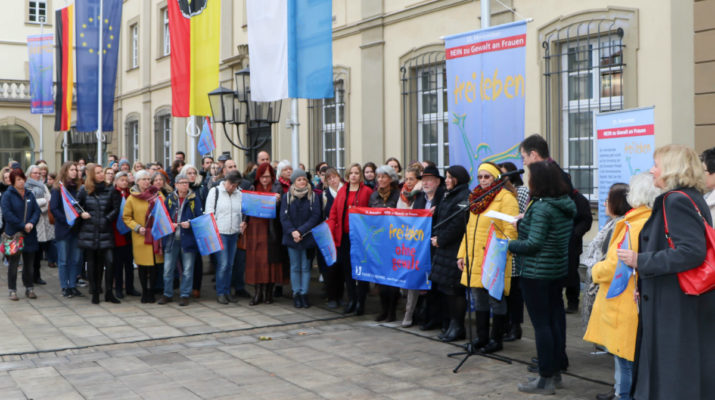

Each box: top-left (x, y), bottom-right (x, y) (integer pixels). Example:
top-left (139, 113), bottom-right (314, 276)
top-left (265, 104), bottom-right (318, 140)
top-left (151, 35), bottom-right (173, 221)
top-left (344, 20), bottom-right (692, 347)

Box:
top-left (77, 163), bottom-right (120, 304)
top-left (618, 145), bottom-right (715, 400)
top-left (428, 166), bottom-right (470, 342)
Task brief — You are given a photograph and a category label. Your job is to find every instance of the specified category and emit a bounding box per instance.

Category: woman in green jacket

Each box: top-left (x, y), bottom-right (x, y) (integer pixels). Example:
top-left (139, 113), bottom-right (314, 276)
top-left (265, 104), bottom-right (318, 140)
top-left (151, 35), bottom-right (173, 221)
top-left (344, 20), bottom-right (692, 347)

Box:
top-left (508, 161), bottom-right (576, 395)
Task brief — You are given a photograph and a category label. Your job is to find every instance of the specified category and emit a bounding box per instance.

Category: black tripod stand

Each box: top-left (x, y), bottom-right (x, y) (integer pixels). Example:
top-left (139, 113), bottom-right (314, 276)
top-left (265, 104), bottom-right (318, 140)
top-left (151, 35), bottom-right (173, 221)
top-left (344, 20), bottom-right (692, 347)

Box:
top-left (433, 178), bottom-right (513, 373)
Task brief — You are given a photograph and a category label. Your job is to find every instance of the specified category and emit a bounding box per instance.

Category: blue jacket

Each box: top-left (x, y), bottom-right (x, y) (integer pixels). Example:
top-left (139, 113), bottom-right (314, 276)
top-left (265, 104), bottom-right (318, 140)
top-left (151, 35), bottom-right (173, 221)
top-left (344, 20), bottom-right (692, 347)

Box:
top-left (163, 190), bottom-right (203, 253)
top-left (280, 190), bottom-right (322, 249)
top-left (1, 186), bottom-right (41, 252)
top-left (50, 184), bottom-right (82, 240)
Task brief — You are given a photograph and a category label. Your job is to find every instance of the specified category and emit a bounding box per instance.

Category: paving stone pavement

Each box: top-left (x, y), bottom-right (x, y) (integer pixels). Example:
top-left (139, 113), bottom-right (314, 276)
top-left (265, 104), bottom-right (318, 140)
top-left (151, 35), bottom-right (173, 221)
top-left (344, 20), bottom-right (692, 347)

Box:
top-left (0, 262), bottom-right (613, 399)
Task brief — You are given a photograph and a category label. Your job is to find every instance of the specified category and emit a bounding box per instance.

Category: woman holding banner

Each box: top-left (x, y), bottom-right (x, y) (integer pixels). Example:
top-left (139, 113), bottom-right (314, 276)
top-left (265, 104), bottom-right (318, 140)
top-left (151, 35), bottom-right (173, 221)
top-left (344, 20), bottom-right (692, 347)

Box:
top-left (123, 170), bottom-right (165, 304)
top-left (77, 164), bottom-right (121, 305)
top-left (112, 172), bottom-right (139, 299)
top-left (507, 161), bottom-right (576, 394)
top-left (328, 163), bottom-right (373, 315)
top-left (246, 163), bottom-right (284, 306)
top-left (456, 162), bottom-right (518, 349)
top-left (50, 162), bottom-right (85, 298)
top-left (369, 165), bottom-right (402, 322)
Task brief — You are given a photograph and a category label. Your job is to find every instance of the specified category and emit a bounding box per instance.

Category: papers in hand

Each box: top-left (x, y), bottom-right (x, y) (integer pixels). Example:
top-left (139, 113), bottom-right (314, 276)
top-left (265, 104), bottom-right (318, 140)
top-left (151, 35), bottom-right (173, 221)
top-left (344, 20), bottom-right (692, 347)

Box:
top-left (484, 210), bottom-right (517, 224)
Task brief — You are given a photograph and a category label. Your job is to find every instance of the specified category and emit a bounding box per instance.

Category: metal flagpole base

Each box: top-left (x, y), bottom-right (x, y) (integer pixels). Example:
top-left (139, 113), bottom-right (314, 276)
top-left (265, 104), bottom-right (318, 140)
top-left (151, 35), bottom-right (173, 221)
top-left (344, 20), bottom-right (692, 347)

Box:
top-left (448, 342), bottom-right (512, 373)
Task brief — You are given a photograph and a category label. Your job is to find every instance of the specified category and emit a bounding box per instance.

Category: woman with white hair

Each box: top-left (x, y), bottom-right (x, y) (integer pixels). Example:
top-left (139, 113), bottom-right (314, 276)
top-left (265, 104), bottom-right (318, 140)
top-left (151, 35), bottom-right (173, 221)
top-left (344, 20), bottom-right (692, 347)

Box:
top-left (584, 173), bottom-right (660, 400)
top-left (25, 165), bottom-right (53, 285)
top-left (617, 145), bottom-right (715, 400)
top-left (274, 160), bottom-right (293, 194)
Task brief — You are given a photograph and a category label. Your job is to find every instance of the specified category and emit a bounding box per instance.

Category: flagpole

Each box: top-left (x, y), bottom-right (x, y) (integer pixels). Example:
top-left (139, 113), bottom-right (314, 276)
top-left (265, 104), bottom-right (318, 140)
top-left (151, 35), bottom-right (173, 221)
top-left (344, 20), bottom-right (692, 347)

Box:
top-left (63, 131), bottom-right (68, 162)
top-left (96, 0), bottom-right (104, 165)
top-left (39, 16), bottom-right (45, 160)
top-left (290, 98), bottom-right (299, 168)
top-left (189, 116), bottom-right (196, 166)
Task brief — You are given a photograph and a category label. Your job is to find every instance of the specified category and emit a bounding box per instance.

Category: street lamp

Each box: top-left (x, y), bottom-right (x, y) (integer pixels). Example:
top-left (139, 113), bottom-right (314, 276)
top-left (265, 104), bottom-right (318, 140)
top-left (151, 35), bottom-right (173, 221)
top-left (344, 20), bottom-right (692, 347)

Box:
top-left (208, 67), bottom-right (282, 152)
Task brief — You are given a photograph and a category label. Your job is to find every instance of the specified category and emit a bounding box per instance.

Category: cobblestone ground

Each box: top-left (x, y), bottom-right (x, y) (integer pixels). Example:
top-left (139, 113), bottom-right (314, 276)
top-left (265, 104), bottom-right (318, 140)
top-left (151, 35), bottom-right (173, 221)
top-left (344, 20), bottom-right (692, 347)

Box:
top-left (0, 263), bottom-right (612, 399)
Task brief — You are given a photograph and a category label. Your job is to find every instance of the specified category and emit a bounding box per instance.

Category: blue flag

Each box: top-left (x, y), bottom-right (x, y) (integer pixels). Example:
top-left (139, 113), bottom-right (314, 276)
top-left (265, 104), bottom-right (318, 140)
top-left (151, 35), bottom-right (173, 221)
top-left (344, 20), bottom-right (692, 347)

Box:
top-left (151, 200), bottom-right (174, 240)
top-left (480, 224), bottom-right (509, 300)
top-left (75, 0), bottom-right (122, 132)
top-left (191, 213), bottom-right (224, 256)
top-left (116, 196), bottom-right (130, 234)
top-left (349, 207), bottom-right (433, 290)
top-left (241, 190), bottom-right (277, 219)
top-left (197, 117), bottom-right (216, 155)
top-left (60, 184), bottom-right (79, 227)
top-left (312, 221), bottom-right (337, 266)
top-left (606, 225), bottom-right (634, 299)
top-left (27, 34), bottom-right (54, 114)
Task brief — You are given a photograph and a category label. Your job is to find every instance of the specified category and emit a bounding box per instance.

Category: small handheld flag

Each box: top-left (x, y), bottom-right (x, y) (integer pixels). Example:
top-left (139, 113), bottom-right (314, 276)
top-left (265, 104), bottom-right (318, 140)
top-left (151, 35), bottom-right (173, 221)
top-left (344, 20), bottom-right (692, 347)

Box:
top-left (311, 221), bottom-right (337, 266)
top-left (116, 196), bottom-right (130, 234)
top-left (241, 190), bottom-right (278, 219)
top-left (606, 225), bottom-right (634, 299)
top-left (151, 200), bottom-right (175, 240)
top-left (60, 184), bottom-right (80, 227)
top-left (197, 117), bottom-right (216, 155)
top-left (191, 213), bottom-right (224, 256)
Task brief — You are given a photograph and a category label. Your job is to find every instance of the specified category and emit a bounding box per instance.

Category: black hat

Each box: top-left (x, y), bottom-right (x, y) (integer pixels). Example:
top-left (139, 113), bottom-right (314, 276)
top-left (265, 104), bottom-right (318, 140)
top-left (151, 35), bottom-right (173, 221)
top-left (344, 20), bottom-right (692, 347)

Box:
top-left (422, 165), bottom-right (444, 183)
top-left (218, 152), bottom-right (232, 162)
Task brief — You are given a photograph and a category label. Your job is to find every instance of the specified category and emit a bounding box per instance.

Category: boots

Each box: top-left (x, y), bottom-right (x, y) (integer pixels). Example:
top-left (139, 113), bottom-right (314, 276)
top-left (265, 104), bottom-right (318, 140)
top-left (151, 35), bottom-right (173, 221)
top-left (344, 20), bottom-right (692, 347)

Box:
top-left (441, 319), bottom-right (465, 342)
top-left (480, 315), bottom-right (507, 353)
top-left (250, 284), bottom-right (264, 306)
top-left (343, 298), bottom-right (356, 314)
top-left (355, 285), bottom-right (367, 316)
top-left (504, 322), bottom-right (522, 342)
top-left (105, 291), bottom-right (121, 304)
top-left (402, 290), bottom-right (418, 327)
top-left (375, 291), bottom-right (389, 321)
top-left (386, 291), bottom-right (398, 322)
top-left (264, 283), bottom-right (274, 304)
top-left (470, 311), bottom-right (490, 349)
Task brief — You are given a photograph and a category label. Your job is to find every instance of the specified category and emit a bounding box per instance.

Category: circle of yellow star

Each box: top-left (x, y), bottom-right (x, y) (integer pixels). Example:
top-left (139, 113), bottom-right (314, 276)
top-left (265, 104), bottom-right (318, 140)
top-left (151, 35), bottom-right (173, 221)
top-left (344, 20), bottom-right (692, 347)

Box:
top-left (109, 26), bottom-right (113, 31)
top-left (103, 50), bottom-right (106, 54)
top-left (82, 24), bottom-right (87, 28)
top-left (89, 17), bottom-right (93, 22)
top-left (89, 49), bottom-right (94, 53)
top-left (107, 43), bottom-right (111, 48)
top-left (80, 33), bottom-right (84, 38)
top-left (82, 42), bottom-right (87, 47)
top-left (110, 35), bottom-right (114, 40)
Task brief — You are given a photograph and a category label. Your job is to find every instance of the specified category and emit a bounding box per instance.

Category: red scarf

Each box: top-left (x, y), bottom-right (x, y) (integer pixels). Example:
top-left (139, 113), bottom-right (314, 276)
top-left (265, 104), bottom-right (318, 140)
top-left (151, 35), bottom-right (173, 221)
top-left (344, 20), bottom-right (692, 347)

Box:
top-left (132, 186), bottom-right (163, 254)
top-left (278, 177), bottom-right (291, 193)
top-left (400, 182), bottom-right (417, 206)
top-left (468, 183), bottom-right (501, 214)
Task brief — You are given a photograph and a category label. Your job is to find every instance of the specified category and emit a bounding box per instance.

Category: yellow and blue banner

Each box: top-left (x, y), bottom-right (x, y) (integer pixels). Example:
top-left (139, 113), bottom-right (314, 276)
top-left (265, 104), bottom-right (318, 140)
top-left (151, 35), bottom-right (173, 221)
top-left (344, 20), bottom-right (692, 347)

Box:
top-left (27, 34), bottom-right (54, 114)
top-left (191, 213), bottom-right (224, 256)
top-left (311, 221), bottom-right (336, 266)
top-left (241, 190), bottom-right (277, 219)
top-left (151, 200), bottom-right (175, 240)
top-left (444, 21), bottom-right (527, 188)
top-left (348, 207), bottom-right (433, 290)
top-left (480, 224), bottom-right (509, 300)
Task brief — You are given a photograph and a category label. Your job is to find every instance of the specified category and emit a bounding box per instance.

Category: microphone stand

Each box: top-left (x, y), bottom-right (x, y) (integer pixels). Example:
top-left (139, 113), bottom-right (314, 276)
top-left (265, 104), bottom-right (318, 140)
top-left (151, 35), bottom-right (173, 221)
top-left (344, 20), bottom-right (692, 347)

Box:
top-left (438, 177), bottom-right (513, 373)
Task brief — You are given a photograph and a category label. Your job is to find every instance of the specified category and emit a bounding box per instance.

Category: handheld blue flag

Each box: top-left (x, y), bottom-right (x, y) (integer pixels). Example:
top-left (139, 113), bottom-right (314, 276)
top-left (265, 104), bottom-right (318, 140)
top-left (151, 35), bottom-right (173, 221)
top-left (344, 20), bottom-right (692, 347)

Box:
top-left (60, 184), bottom-right (79, 227)
top-left (191, 213), bottom-right (224, 256)
top-left (151, 200), bottom-right (175, 240)
top-left (197, 117), bottom-right (216, 155)
top-left (480, 224), bottom-right (509, 300)
top-left (311, 221), bottom-right (337, 266)
top-left (606, 225), bottom-right (634, 299)
top-left (116, 196), bottom-right (130, 234)
top-left (241, 190), bottom-right (278, 219)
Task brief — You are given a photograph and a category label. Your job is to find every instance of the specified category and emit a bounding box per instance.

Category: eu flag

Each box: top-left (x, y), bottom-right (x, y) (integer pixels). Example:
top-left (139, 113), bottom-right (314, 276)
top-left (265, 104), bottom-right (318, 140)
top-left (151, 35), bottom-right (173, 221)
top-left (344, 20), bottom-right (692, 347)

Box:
top-left (75, 0), bottom-right (122, 132)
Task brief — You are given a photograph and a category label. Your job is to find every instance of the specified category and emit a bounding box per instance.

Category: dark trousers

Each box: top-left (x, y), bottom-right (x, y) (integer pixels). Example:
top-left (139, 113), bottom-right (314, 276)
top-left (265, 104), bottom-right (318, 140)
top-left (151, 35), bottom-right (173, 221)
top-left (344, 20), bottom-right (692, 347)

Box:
top-left (338, 234), bottom-right (369, 303)
top-left (8, 251), bottom-right (35, 291)
top-left (85, 248), bottom-right (113, 295)
top-left (231, 248), bottom-right (246, 292)
top-left (137, 265), bottom-right (157, 294)
top-left (113, 245), bottom-right (135, 292)
top-left (521, 277), bottom-right (567, 377)
top-left (324, 253), bottom-right (344, 302)
top-left (33, 241), bottom-right (51, 281)
top-left (193, 253), bottom-right (204, 291)
top-left (506, 276), bottom-right (524, 325)
top-left (565, 251), bottom-right (580, 306)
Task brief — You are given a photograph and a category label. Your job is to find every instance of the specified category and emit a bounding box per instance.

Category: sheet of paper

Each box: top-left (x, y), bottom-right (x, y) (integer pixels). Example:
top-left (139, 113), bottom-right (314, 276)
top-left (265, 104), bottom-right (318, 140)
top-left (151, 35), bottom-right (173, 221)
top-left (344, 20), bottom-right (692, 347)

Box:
top-left (484, 210), bottom-right (517, 224)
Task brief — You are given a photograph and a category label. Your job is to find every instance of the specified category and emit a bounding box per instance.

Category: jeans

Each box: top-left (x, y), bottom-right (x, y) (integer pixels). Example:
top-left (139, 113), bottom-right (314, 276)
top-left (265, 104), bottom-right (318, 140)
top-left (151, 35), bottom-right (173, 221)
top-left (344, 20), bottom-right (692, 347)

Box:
top-left (614, 355), bottom-right (634, 400)
top-left (163, 243), bottom-right (195, 298)
top-left (8, 251), bottom-right (35, 291)
top-left (521, 277), bottom-right (567, 377)
top-left (46, 240), bottom-right (57, 263)
top-left (288, 247), bottom-right (311, 295)
top-left (56, 235), bottom-right (82, 289)
top-left (231, 248), bottom-right (246, 292)
top-left (215, 234), bottom-right (238, 295)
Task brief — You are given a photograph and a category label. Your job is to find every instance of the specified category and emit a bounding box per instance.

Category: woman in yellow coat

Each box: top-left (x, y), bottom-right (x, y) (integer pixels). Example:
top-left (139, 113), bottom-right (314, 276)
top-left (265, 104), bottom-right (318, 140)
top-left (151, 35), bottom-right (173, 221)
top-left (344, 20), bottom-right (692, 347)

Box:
top-left (584, 173), bottom-right (659, 400)
top-left (457, 162), bottom-right (519, 353)
top-left (122, 170), bottom-right (165, 304)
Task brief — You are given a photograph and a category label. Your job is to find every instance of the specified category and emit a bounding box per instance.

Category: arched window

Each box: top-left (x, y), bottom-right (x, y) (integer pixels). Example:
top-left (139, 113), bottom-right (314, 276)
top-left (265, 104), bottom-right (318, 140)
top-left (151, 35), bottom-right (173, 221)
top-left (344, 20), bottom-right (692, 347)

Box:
top-left (0, 124), bottom-right (35, 170)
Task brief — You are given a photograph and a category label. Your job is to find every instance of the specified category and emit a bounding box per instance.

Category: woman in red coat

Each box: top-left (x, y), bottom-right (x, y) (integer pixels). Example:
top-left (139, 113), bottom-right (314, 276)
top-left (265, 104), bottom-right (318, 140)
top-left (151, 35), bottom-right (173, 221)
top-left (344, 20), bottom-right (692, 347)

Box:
top-left (328, 163), bottom-right (373, 315)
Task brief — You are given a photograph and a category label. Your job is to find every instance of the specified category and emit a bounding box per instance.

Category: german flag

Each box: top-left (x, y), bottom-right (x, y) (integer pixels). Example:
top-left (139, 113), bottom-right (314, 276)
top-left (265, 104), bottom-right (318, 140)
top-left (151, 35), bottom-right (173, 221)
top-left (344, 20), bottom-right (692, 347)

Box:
top-left (54, 3), bottom-right (74, 132)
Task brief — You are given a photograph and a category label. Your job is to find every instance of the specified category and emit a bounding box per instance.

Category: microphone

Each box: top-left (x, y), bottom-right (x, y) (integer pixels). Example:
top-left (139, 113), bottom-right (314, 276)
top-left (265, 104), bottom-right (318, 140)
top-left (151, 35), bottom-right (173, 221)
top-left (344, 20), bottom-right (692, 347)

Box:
top-left (499, 169), bottom-right (524, 180)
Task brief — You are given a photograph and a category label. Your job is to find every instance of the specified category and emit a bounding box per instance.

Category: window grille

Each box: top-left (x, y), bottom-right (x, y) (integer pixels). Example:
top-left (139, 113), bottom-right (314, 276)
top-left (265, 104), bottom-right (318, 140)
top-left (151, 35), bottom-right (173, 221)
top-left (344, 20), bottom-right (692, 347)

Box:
top-left (307, 80), bottom-right (345, 174)
top-left (125, 119), bottom-right (139, 164)
top-left (162, 9), bottom-right (170, 56)
top-left (543, 22), bottom-right (624, 199)
top-left (131, 24), bottom-right (139, 68)
top-left (154, 113), bottom-right (171, 168)
top-left (401, 51), bottom-right (449, 174)
top-left (28, 1), bottom-right (47, 23)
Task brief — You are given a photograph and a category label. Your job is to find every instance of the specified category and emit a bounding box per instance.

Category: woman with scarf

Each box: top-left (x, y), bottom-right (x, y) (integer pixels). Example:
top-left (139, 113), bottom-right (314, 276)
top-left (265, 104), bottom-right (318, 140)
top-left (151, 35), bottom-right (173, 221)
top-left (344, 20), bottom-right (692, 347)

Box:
top-left (369, 165), bottom-right (402, 322)
top-left (457, 162), bottom-right (519, 351)
top-left (280, 169), bottom-right (322, 308)
top-left (77, 164), bottom-right (121, 304)
top-left (362, 162), bottom-right (377, 190)
top-left (245, 163), bottom-right (284, 305)
top-left (25, 165), bottom-right (53, 286)
top-left (274, 160), bottom-right (293, 194)
top-left (398, 164), bottom-right (424, 327)
top-left (50, 162), bottom-right (84, 298)
top-left (112, 172), bottom-right (139, 299)
top-left (123, 170), bottom-right (165, 304)
top-left (328, 163), bottom-right (373, 315)
top-left (180, 164), bottom-right (208, 297)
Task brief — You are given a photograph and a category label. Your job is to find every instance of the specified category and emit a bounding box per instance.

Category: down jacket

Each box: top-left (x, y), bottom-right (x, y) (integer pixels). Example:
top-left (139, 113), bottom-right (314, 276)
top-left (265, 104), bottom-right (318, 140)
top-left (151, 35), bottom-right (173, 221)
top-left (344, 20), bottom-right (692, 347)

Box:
top-left (429, 183), bottom-right (470, 290)
top-left (77, 182), bottom-right (119, 250)
top-left (508, 195), bottom-right (576, 280)
top-left (1, 186), bottom-right (41, 252)
top-left (204, 182), bottom-right (243, 235)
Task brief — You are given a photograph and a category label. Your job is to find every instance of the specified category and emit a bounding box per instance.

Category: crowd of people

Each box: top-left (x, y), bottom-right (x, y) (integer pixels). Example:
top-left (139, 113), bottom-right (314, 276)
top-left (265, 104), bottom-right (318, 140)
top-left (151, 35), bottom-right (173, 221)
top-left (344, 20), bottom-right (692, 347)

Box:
top-left (0, 136), bottom-right (713, 399)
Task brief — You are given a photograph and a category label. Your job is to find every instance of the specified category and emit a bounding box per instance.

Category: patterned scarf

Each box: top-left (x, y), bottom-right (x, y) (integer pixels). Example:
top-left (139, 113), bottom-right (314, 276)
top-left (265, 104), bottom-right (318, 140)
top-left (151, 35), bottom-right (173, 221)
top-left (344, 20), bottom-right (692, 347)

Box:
top-left (468, 182), bottom-right (501, 214)
top-left (378, 185), bottom-right (393, 203)
top-left (400, 181), bottom-right (417, 206)
top-left (278, 177), bottom-right (291, 193)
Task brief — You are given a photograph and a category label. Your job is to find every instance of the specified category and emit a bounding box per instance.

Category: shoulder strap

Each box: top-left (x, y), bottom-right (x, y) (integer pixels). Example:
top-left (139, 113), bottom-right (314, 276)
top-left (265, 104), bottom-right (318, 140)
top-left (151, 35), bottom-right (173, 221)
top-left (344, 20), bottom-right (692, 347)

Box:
top-left (662, 190), bottom-right (707, 248)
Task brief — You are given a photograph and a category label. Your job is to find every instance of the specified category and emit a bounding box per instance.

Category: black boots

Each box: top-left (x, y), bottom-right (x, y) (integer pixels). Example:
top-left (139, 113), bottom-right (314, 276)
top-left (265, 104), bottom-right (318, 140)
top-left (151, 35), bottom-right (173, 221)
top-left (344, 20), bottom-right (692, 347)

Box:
top-left (264, 283), bottom-right (275, 304)
top-left (250, 284), bottom-right (264, 306)
top-left (441, 319), bottom-right (466, 342)
top-left (375, 287), bottom-right (399, 322)
top-left (480, 314), bottom-right (507, 353)
top-left (503, 322), bottom-right (522, 342)
top-left (470, 311), bottom-right (491, 349)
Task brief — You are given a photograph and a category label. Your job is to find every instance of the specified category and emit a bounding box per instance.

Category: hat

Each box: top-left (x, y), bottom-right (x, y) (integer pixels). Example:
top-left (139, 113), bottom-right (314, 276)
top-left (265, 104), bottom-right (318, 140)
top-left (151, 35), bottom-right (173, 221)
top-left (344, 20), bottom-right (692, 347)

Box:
top-left (291, 169), bottom-right (307, 182)
top-left (218, 152), bottom-right (232, 162)
top-left (422, 165), bottom-right (444, 182)
top-left (118, 159), bottom-right (130, 169)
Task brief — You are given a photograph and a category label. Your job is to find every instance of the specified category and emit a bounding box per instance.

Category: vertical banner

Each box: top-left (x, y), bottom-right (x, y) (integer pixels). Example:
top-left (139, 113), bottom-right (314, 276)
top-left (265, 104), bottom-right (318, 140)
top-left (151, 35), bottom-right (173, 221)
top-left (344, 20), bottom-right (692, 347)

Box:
top-left (348, 207), bottom-right (433, 290)
top-left (444, 21), bottom-right (527, 188)
top-left (596, 107), bottom-right (655, 228)
top-left (191, 213), bottom-right (224, 255)
top-left (311, 221), bottom-right (337, 266)
top-left (54, 3), bottom-right (74, 131)
top-left (27, 34), bottom-right (54, 114)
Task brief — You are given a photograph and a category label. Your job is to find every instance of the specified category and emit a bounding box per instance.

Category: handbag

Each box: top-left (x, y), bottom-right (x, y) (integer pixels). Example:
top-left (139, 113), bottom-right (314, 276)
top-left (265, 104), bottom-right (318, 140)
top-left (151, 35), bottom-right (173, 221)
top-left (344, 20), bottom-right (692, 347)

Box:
top-left (662, 191), bottom-right (715, 295)
top-left (0, 196), bottom-right (28, 256)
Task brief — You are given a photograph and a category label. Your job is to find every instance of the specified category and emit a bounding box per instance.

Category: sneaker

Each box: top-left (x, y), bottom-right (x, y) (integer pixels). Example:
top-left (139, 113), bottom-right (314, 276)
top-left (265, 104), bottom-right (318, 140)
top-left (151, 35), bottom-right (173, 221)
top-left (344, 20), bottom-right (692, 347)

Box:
top-left (71, 288), bottom-right (85, 297)
top-left (26, 289), bottom-right (37, 299)
top-left (157, 295), bottom-right (172, 305)
top-left (62, 288), bottom-right (73, 298)
top-left (179, 297), bottom-right (189, 307)
top-left (518, 376), bottom-right (556, 395)
top-left (77, 279), bottom-right (88, 288)
top-left (217, 294), bottom-right (229, 305)
top-left (227, 294), bottom-right (239, 303)
top-left (529, 374), bottom-right (563, 389)
top-left (8, 291), bottom-right (18, 301)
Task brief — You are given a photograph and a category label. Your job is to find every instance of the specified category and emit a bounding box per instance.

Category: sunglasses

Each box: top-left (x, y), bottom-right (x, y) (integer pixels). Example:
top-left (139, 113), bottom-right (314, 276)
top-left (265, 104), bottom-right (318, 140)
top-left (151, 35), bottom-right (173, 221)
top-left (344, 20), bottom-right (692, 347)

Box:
top-left (477, 175), bottom-right (493, 180)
